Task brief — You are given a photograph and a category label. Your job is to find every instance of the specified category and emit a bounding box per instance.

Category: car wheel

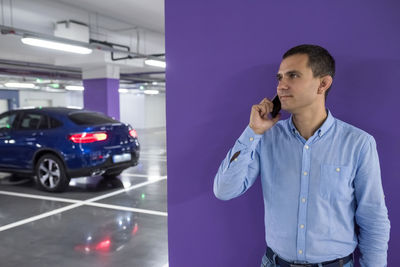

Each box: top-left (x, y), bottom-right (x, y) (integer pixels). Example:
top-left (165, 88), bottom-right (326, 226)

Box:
top-left (102, 170), bottom-right (123, 179)
top-left (35, 154), bottom-right (70, 192)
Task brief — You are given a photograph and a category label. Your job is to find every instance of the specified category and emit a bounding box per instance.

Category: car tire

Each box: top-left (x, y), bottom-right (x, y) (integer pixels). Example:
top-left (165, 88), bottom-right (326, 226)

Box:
top-left (102, 170), bottom-right (123, 179)
top-left (35, 154), bottom-right (70, 192)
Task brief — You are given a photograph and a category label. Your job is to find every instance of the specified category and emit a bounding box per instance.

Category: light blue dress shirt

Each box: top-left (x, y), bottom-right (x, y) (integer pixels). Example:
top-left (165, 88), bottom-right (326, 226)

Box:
top-left (214, 110), bottom-right (390, 266)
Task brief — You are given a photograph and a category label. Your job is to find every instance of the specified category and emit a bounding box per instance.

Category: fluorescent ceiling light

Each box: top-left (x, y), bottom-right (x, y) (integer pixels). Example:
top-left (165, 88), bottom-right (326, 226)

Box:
top-left (36, 78), bottom-right (52, 83)
top-left (21, 37), bottom-right (92, 55)
top-left (65, 85), bottom-right (84, 91)
top-left (144, 89), bottom-right (159, 95)
top-left (45, 87), bottom-right (64, 93)
top-left (144, 59), bottom-right (166, 68)
top-left (5, 82), bottom-right (35, 88)
top-left (49, 83), bottom-right (60, 88)
top-left (118, 89), bottom-right (129, 93)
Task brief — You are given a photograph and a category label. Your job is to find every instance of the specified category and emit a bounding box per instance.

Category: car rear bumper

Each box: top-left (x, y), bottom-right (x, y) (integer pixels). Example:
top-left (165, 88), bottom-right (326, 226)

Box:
top-left (67, 150), bottom-right (139, 178)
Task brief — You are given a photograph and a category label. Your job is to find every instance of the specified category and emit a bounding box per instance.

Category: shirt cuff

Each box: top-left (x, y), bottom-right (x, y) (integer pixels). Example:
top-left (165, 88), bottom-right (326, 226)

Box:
top-left (237, 125), bottom-right (263, 150)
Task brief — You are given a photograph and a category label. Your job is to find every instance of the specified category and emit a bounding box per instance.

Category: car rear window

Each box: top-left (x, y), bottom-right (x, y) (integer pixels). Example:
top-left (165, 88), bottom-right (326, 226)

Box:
top-left (68, 112), bottom-right (118, 125)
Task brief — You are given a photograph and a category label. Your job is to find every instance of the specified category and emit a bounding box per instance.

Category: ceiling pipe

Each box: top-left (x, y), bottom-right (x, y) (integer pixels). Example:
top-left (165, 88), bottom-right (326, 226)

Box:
top-left (0, 59), bottom-right (81, 72)
top-left (122, 71), bottom-right (165, 76)
top-left (0, 67), bottom-right (81, 80)
top-left (0, 25), bottom-right (164, 61)
top-left (0, 59), bottom-right (165, 83)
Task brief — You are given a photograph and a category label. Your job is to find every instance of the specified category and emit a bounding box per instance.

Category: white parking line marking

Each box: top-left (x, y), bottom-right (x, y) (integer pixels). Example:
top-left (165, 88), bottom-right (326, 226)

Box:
top-left (85, 177), bottom-right (166, 203)
top-left (0, 191), bottom-right (79, 204)
top-left (0, 176), bottom-right (167, 232)
top-left (0, 190), bottom-right (167, 217)
top-left (86, 202), bottom-right (167, 217)
top-left (0, 203), bottom-right (82, 232)
top-left (123, 173), bottom-right (167, 179)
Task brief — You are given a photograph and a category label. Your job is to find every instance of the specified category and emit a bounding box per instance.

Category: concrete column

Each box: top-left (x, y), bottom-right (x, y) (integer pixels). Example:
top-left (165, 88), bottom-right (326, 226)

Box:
top-left (82, 65), bottom-right (120, 120)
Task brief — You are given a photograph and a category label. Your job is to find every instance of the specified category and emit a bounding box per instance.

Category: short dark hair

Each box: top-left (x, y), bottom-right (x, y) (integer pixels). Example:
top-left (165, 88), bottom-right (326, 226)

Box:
top-left (283, 44), bottom-right (335, 99)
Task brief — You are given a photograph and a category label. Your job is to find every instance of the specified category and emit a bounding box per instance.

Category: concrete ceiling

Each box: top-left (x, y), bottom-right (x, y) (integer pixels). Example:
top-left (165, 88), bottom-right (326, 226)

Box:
top-left (53, 0), bottom-right (165, 33)
top-left (0, 0), bottom-right (165, 89)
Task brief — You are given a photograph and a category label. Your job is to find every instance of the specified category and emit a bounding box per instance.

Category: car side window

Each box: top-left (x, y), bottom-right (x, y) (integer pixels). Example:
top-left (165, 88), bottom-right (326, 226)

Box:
top-left (38, 115), bottom-right (50, 129)
top-left (0, 113), bottom-right (17, 130)
top-left (49, 116), bottom-right (63, 129)
top-left (18, 113), bottom-right (48, 130)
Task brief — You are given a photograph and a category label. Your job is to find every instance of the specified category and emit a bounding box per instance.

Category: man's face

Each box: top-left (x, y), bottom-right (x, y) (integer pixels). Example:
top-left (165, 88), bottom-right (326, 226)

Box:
top-left (276, 54), bottom-right (322, 114)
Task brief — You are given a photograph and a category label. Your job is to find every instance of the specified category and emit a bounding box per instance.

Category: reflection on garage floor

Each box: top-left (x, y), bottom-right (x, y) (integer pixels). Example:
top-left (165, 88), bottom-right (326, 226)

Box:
top-left (0, 127), bottom-right (168, 267)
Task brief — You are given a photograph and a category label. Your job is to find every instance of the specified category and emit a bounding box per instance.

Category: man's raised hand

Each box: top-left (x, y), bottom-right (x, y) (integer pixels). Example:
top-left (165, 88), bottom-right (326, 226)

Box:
top-left (249, 98), bottom-right (281, 135)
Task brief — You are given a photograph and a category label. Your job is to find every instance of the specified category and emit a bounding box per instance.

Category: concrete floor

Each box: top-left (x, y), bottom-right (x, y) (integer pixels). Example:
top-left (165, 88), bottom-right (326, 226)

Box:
top-left (0, 127), bottom-right (168, 267)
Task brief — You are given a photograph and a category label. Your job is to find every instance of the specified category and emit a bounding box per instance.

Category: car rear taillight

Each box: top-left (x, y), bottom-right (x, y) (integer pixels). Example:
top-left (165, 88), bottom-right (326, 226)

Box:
top-left (69, 132), bottom-right (108, 143)
top-left (129, 129), bottom-right (138, 138)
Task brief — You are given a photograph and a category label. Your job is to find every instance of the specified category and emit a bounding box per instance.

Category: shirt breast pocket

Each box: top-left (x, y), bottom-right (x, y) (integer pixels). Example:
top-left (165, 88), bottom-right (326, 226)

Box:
top-left (320, 164), bottom-right (353, 201)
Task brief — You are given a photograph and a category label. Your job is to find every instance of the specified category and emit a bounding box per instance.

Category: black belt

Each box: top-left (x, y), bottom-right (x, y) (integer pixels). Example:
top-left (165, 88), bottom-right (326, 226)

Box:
top-left (266, 247), bottom-right (353, 267)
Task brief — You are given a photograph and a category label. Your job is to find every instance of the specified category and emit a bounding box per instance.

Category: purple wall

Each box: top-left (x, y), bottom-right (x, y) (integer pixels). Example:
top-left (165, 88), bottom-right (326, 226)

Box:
top-left (166, 1), bottom-right (400, 266)
top-left (83, 78), bottom-right (120, 120)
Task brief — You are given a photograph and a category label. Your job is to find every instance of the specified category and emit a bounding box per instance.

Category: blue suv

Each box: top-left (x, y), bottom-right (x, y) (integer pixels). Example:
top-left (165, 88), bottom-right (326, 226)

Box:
top-left (0, 107), bottom-right (140, 192)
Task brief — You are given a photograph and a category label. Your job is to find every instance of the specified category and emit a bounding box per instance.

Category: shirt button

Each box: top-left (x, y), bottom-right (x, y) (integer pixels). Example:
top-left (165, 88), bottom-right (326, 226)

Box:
top-left (303, 171), bottom-right (308, 176)
top-left (336, 168), bottom-right (340, 172)
top-left (234, 158), bottom-right (238, 161)
top-left (300, 224), bottom-right (305, 229)
top-left (299, 250), bottom-right (303, 254)
top-left (301, 198), bottom-right (306, 203)
top-left (304, 145), bottom-right (309, 149)
top-left (249, 137), bottom-right (254, 141)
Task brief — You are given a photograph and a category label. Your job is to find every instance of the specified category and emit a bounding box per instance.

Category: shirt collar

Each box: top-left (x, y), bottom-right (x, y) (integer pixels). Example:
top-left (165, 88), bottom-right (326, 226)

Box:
top-left (288, 109), bottom-right (335, 138)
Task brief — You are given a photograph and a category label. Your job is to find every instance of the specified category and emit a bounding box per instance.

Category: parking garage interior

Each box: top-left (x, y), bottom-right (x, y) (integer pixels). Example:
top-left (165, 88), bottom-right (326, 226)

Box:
top-left (1, 1), bottom-right (399, 267)
top-left (0, 1), bottom-right (167, 266)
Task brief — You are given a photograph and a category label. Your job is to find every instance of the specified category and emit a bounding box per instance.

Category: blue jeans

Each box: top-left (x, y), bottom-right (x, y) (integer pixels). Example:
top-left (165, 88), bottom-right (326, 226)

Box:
top-left (260, 254), bottom-right (354, 267)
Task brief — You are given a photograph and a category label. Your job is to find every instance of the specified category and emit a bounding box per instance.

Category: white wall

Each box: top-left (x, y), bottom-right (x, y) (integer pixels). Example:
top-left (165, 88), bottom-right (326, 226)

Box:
top-left (0, 99), bottom-right (8, 113)
top-left (120, 93), bottom-right (145, 128)
top-left (19, 91), bottom-right (67, 107)
top-left (120, 93), bottom-right (165, 129)
top-left (144, 94), bottom-right (166, 128)
top-left (66, 91), bottom-right (84, 108)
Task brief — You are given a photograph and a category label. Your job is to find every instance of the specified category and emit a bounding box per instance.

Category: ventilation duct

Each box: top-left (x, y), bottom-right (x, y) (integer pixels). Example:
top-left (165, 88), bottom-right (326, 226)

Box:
top-left (54, 20), bottom-right (90, 43)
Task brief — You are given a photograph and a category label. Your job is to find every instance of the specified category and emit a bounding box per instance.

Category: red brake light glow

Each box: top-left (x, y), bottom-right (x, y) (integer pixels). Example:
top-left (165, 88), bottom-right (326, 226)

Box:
top-left (132, 223), bottom-right (139, 235)
top-left (95, 239), bottom-right (111, 251)
top-left (129, 129), bottom-right (138, 138)
top-left (69, 132), bottom-right (108, 143)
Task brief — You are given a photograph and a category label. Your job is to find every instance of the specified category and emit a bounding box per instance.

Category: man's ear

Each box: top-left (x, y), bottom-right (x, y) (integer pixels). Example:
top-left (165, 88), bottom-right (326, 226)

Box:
top-left (317, 75), bottom-right (333, 94)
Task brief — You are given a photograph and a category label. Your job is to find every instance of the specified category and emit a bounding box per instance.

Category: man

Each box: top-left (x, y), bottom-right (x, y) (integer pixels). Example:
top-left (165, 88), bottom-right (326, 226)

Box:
top-left (213, 44), bottom-right (390, 267)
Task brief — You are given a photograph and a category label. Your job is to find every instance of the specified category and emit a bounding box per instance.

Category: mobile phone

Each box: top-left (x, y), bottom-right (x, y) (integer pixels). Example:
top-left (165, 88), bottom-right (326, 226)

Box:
top-left (271, 95), bottom-right (281, 118)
